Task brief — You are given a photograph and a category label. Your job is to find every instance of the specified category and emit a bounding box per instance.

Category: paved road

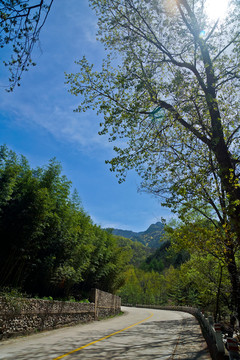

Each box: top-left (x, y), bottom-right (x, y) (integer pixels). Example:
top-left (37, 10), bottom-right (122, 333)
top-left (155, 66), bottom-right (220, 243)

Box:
top-left (0, 307), bottom-right (211, 359)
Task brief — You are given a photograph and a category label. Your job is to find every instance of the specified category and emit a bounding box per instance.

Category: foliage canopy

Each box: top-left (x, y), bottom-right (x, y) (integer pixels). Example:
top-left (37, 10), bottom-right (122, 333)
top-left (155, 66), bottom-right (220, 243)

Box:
top-left (67, 0), bottom-right (240, 227)
top-left (66, 0), bottom-right (240, 317)
top-left (0, 145), bottom-right (129, 298)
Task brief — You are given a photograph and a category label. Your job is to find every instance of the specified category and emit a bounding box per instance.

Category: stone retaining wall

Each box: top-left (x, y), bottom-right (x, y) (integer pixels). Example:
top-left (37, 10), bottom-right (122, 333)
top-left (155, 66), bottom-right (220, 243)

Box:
top-left (0, 289), bottom-right (121, 340)
top-left (91, 289), bottom-right (121, 319)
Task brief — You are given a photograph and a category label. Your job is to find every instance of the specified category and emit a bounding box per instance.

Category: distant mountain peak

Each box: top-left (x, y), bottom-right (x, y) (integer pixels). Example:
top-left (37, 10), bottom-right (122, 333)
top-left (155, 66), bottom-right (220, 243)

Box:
top-left (108, 221), bottom-right (165, 248)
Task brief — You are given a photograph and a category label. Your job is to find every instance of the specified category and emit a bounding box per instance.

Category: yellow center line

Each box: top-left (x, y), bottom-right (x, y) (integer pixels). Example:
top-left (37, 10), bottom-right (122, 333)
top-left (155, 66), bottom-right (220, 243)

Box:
top-left (52, 312), bottom-right (154, 360)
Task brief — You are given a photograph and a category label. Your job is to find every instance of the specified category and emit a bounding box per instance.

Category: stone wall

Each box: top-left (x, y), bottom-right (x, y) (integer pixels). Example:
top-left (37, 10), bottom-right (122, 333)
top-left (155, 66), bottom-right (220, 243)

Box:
top-left (91, 289), bottom-right (121, 319)
top-left (0, 289), bottom-right (121, 340)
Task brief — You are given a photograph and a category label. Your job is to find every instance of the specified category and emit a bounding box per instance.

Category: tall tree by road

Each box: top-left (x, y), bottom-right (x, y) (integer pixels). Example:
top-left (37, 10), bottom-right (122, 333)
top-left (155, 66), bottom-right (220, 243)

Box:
top-left (66, 0), bottom-right (240, 317)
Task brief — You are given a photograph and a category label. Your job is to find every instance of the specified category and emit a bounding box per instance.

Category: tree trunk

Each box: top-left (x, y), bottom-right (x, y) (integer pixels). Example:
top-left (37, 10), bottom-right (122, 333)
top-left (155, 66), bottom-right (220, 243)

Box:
top-left (225, 248), bottom-right (240, 323)
top-left (214, 265), bottom-right (223, 322)
top-left (213, 136), bottom-right (240, 239)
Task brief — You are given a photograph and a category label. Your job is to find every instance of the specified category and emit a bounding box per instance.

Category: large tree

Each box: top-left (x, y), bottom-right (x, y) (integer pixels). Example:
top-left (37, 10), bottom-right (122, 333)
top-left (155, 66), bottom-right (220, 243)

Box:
top-left (1, 0), bottom-right (53, 91)
top-left (66, 0), bottom-right (240, 315)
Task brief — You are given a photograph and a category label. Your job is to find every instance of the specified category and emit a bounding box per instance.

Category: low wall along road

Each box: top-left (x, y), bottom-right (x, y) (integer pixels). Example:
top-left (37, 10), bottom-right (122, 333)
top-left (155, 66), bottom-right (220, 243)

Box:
top-left (0, 295), bottom-right (227, 359)
top-left (0, 289), bottom-right (121, 340)
top-left (0, 306), bottom-right (212, 360)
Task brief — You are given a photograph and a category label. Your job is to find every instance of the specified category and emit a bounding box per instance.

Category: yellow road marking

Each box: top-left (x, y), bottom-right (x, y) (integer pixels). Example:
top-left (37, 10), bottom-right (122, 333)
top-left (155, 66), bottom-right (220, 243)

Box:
top-left (52, 312), bottom-right (154, 359)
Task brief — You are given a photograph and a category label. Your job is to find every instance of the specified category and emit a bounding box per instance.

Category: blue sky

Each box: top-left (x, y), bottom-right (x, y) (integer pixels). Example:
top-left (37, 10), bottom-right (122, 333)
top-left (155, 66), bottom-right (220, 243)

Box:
top-left (0, 0), bottom-right (172, 232)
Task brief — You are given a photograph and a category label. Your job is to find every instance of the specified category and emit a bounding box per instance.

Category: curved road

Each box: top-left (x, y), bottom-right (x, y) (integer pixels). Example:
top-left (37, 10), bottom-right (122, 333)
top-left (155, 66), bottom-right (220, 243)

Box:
top-left (0, 306), bottom-right (211, 359)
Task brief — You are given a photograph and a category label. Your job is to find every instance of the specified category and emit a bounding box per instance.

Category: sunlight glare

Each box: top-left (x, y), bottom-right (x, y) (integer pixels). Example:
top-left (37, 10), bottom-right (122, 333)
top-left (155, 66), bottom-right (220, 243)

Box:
top-left (205, 0), bottom-right (230, 21)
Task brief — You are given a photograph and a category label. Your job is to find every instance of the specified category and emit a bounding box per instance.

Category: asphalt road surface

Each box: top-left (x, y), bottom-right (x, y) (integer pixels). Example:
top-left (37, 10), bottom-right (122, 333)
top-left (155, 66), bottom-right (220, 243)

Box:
top-left (0, 306), bottom-right (211, 359)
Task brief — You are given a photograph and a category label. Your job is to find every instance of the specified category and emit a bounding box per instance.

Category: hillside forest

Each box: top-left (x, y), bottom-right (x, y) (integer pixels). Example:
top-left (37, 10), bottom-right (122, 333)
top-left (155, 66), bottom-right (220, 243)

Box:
top-left (0, 146), bottom-right (236, 320)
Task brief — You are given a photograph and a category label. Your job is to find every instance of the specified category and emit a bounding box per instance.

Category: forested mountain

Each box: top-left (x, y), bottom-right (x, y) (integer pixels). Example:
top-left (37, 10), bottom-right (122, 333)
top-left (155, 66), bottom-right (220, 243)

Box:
top-left (140, 240), bottom-right (190, 273)
top-left (107, 221), bottom-right (165, 248)
top-left (115, 236), bottom-right (154, 267)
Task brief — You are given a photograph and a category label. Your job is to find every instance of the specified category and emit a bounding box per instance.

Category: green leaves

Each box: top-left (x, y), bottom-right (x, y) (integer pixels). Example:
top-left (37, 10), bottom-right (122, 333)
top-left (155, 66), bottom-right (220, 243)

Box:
top-left (118, 266), bottom-right (167, 305)
top-left (0, 146), bottom-right (129, 298)
top-left (66, 0), bottom-right (240, 313)
top-left (67, 0), bottom-right (239, 205)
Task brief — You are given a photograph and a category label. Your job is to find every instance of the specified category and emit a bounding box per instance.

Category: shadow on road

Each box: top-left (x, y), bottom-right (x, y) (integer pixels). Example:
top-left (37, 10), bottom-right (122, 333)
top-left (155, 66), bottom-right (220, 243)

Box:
top-left (1, 316), bottom-right (210, 359)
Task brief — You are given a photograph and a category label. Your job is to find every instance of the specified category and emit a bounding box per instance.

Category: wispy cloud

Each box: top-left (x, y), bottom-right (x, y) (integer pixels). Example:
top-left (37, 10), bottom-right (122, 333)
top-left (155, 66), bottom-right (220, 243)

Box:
top-left (1, 90), bottom-right (112, 154)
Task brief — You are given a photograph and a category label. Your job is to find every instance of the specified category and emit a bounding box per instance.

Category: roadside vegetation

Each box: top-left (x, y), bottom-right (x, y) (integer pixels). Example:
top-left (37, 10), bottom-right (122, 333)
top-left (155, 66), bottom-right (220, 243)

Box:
top-left (0, 145), bottom-right (235, 322)
top-left (1, 0), bottom-right (239, 324)
top-left (0, 145), bottom-right (130, 300)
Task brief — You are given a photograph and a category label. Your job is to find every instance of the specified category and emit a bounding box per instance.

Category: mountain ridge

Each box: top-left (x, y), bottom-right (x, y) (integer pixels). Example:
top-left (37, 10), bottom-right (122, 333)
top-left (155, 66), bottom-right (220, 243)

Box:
top-left (107, 221), bottom-right (165, 248)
